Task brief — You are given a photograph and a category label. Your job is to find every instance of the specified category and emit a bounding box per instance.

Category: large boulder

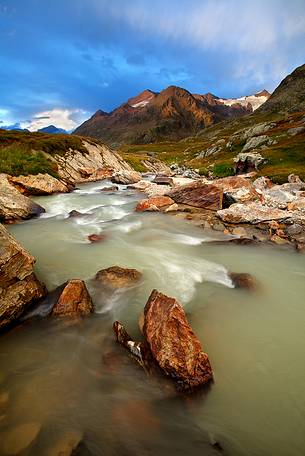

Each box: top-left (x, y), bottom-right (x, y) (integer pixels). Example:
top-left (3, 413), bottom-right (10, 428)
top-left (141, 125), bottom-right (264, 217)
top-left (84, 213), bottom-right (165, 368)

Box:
top-left (0, 174), bottom-right (45, 222)
top-left (94, 266), bottom-right (142, 290)
top-left (167, 182), bottom-right (223, 210)
top-left (217, 202), bottom-right (293, 224)
top-left (52, 280), bottom-right (94, 317)
top-left (143, 290), bottom-right (213, 391)
top-left (0, 224), bottom-right (46, 330)
top-left (233, 152), bottom-right (266, 174)
top-left (213, 176), bottom-right (259, 203)
top-left (9, 173), bottom-right (70, 195)
top-left (111, 170), bottom-right (142, 185)
top-left (55, 140), bottom-right (134, 184)
top-left (135, 196), bottom-right (174, 212)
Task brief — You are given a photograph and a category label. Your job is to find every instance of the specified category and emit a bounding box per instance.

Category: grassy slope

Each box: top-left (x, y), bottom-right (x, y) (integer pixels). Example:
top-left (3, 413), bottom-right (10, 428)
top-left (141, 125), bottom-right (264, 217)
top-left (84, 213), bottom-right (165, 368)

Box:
top-left (119, 110), bottom-right (305, 183)
top-left (0, 129), bottom-right (89, 177)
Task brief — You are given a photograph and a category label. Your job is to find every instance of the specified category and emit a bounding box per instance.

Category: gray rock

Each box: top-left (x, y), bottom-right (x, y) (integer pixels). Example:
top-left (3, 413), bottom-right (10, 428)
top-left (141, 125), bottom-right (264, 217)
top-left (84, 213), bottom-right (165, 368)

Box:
top-left (286, 223), bottom-right (303, 236)
top-left (242, 135), bottom-right (272, 152)
top-left (288, 126), bottom-right (305, 136)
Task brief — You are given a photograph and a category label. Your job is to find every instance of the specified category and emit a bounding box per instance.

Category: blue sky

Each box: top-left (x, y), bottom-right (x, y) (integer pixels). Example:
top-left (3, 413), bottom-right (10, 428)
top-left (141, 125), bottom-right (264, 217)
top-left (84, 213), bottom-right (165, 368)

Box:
top-left (0, 0), bottom-right (305, 130)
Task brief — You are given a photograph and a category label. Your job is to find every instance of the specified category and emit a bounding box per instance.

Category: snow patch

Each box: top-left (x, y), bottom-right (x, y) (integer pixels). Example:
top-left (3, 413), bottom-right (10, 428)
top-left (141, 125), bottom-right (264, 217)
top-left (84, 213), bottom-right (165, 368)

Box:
top-left (218, 94), bottom-right (269, 111)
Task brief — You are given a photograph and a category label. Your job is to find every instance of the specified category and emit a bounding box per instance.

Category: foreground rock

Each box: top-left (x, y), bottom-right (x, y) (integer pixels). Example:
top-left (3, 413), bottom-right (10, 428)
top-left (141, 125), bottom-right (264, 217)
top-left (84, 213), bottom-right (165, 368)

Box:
top-left (2, 422), bottom-right (41, 455)
top-left (135, 196), bottom-right (174, 212)
top-left (52, 280), bottom-right (94, 317)
top-left (217, 202), bottom-right (293, 224)
top-left (213, 176), bottom-right (259, 204)
top-left (167, 182), bottom-right (223, 210)
top-left (0, 174), bottom-right (45, 222)
top-left (0, 224), bottom-right (46, 331)
top-left (9, 173), bottom-right (70, 195)
top-left (143, 290), bottom-right (213, 391)
top-left (95, 266), bottom-right (142, 289)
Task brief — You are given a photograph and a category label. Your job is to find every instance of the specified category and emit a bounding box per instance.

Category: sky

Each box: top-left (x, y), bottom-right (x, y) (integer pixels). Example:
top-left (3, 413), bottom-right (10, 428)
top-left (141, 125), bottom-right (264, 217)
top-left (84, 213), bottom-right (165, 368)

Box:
top-left (0, 0), bottom-right (305, 131)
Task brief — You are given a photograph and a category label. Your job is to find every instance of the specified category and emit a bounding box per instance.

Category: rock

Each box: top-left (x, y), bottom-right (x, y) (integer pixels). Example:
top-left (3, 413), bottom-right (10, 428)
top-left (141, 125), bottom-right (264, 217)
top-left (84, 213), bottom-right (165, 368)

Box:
top-left (95, 266), bottom-right (142, 289)
top-left (88, 233), bottom-right (107, 243)
top-left (68, 210), bottom-right (86, 218)
top-left (288, 174), bottom-right (304, 185)
top-left (213, 176), bottom-right (259, 203)
top-left (270, 234), bottom-right (290, 245)
top-left (241, 135), bottom-right (272, 152)
top-left (231, 226), bottom-right (249, 237)
top-left (286, 223), bottom-right (303, 236)
top-left (229, 273), bottom-right (257, 291)
top-left (288, 126), bottom-right (305, 136)
top-left (233, 152), bottom-right (266, 174)
top-left (113, 321), bottom-right (153, 370)
top-left (2, 422), bottom-right (41, 455)
top-left (9, 173), bottom-right (70, 196)
top-left (0, 174), bottom-right (45, 222)
top-left (100, 185), bottom-right (119, 192)
top-left (0, 224), bottom-right (46, 330)
top-left (143, 289), bottom-right (213, 391)
top-left (51, 280), bottom-right (94, 317)
top-left (111, 170), bottom-right (141, 185)
top-left (55, 140), bottom-right (134, 184)
top-left (153, 175), bottom-right (174, 186)
top-left (288, 198), bottom-right (305, 212)
top-left (253, 176), bottom-right (273, 193)
top-left (164, 203), bottom-right (179, 212)
top-left (263, 186), bottom-right (297, 209)
top-left (135, 196), bottom-right (174, 212)
top-left (142, 158), bottom-right (172, 175)
top-left (242, 122), bottom-right (276, 140)
top-left (44, 430), bottom-right (83, 456)
top-left (167, 182), bottom-right (223, 210)
top-left (217, 203), bottom-right (293, 224)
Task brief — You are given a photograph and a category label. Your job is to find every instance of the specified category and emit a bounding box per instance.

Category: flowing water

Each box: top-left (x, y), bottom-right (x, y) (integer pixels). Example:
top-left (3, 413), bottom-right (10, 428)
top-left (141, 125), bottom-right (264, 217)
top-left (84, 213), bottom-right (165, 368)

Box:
top-left (1, 180), bottom-right (305, 455)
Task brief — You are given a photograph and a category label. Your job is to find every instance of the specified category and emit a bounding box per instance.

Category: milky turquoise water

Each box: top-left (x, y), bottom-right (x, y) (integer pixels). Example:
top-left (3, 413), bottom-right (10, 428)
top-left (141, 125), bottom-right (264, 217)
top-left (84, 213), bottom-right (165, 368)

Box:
top-left (1, 180), bottom-right (305, 455)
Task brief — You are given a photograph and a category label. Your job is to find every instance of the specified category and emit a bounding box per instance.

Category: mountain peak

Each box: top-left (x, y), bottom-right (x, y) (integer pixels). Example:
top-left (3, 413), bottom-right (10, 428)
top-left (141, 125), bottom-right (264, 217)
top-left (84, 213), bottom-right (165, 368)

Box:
top-left (128, 89), bottom-right (157, 108)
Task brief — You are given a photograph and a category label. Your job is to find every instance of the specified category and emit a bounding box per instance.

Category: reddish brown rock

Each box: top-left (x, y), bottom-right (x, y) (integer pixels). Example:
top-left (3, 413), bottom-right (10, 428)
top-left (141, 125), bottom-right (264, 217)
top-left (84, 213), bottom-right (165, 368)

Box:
top-left (167, 182), bottom-right (223, 210)
top-left (95, 266), bottom-right (142, 289)
top-left (229, 273), bottom-right (257, 291)
top-left (0, 224), bottom-right (46, 330)
top-left (88, 233), bottom-right (107, 243)
top-left (135, 196), bottom-right (174, 212)
top-left (143, 290), bottom-right (213, 391)
top-left (52, 280), bottom-right (94, 317)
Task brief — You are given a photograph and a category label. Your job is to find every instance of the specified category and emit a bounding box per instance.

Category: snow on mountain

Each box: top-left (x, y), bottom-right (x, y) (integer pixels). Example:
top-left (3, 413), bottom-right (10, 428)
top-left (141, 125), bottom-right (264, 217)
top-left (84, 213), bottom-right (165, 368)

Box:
top-left (218, 90), bottom-right (270, 111)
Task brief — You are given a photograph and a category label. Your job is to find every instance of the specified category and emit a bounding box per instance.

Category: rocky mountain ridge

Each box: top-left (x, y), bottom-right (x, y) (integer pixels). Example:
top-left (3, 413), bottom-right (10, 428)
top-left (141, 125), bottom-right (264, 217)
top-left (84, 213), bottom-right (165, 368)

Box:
top-left (74, 86), bottom-right (270, 146)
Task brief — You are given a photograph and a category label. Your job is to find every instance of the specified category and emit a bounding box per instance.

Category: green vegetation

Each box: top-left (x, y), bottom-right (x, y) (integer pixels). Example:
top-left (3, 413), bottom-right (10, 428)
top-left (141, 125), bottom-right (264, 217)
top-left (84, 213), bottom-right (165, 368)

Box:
top-left (119, 110), bottom-right (305, 184)
top-left (0, 129), bottom-right (90, 177)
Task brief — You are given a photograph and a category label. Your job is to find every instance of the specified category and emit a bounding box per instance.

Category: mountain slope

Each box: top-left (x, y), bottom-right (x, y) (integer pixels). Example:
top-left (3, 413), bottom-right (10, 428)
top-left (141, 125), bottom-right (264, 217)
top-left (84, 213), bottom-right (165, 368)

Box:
top-left (38, 125), bottom-right (68, 134)
top-left (74, 86), bottom-right (269, 147)
top-left (258, 63), bottom-right (305, 114)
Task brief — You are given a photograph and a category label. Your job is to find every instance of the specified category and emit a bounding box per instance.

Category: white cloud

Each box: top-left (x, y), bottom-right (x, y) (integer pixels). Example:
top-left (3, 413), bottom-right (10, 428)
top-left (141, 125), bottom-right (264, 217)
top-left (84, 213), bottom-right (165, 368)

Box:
top-left (20, 108), bottom-right (90, 132)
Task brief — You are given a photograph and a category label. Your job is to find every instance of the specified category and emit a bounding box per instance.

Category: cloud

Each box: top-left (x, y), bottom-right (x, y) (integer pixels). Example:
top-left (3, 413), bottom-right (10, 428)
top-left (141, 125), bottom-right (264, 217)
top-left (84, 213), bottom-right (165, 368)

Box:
top-left (20, 108), bottom-right (90, 131)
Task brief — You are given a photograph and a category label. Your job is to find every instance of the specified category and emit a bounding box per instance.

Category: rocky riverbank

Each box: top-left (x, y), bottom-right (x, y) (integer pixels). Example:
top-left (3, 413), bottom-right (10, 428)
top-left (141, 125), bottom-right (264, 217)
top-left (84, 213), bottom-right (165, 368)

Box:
top-left (132, 172), bottom-right (305, 251)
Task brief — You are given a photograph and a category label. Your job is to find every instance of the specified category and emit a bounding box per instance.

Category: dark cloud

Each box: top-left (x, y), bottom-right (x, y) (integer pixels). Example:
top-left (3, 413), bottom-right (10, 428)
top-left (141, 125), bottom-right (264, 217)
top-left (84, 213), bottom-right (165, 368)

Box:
top-left (0, 0), bottom-right (304, 125)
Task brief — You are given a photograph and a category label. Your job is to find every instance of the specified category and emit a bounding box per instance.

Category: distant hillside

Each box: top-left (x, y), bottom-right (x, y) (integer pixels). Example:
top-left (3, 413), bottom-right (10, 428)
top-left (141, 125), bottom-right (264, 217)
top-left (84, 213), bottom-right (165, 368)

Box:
top-left (74, 86), bottom-right (269, 147)
top-left (38, 125), bottom-right (68, 134)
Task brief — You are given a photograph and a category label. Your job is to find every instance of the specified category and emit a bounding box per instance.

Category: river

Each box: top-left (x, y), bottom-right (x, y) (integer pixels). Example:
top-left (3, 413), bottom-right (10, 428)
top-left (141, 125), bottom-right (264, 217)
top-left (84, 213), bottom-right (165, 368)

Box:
top-left (1, 180), bottom-right (305, 455)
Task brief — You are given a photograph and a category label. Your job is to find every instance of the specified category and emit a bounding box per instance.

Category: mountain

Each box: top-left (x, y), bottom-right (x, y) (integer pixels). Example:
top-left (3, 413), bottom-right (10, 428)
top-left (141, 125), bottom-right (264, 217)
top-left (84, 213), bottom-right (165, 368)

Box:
top-left (257, 63), bottom-right (305, 114)
top-left (38, 125), bottom-right (68, 134)
top-left (74, 87), bottom-right (270, 147)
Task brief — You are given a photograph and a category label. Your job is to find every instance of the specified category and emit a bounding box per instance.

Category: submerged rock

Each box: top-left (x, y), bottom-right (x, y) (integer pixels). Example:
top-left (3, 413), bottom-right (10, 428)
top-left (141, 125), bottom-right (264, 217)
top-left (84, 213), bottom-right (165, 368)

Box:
top-left (52, 280), bottom-right (94, 317)
top-left (230, 273), bottom-right (257, 291)
top-left (95, 266), bottom-right (142, 289)
top-left (68, 210), bottom-right (86, 218)
top-left (0, 174), bottom-right (45, 222)
top-left (2, 422), bottom-right (41, 455)
top-left (88, 233), bottom-right (107, 243)
top-left (143, 290), bottom-right (213, 391)
top-left (135, 196), bottom-right (174, 212)
top-left (167, 182), bottom-right (223, 210)
top-left (100, 185), bottom-right (119, 192)
top-left (0, 224), bottom-right (46, 331)
top-left (9, 173), bottom-right (70, 196)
